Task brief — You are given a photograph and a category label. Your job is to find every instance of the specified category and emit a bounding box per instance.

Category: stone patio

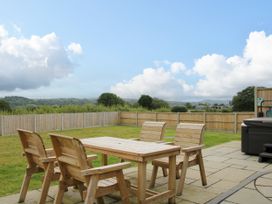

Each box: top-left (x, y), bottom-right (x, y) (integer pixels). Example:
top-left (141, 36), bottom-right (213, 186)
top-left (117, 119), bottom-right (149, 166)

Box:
top-left (1, 141), bottom-right (272, 204)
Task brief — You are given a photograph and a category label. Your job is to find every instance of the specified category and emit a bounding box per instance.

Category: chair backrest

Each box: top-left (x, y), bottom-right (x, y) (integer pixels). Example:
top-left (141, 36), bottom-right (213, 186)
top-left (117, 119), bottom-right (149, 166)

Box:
top-left (50, 134), bottom-right (90, 182)
top-left (17, 129), bottom-right (47, 169)
top-left (140, 121), bottom-right (166, 142)
top-left (174, 123), bottom-right (205, 149)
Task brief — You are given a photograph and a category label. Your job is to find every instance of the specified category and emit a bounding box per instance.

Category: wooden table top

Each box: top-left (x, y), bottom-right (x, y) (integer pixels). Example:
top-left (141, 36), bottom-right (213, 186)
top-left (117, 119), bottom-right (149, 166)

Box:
top-left (81, 136), bottom-right (180, 161)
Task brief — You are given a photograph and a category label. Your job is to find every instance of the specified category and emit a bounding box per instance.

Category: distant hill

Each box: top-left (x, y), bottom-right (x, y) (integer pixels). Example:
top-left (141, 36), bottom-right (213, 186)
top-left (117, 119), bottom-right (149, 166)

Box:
top-left (2, 96), bottom-right (97, 108)
top-left (1, 96), bottom-right (231, 108)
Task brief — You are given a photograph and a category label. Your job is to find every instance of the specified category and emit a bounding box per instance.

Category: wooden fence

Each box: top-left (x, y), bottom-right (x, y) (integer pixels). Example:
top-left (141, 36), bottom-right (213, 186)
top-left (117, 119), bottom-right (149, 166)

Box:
top-left (119, 112), bottom-right (255, 133)
top-left (0, 112), bottom-right (119, 136)
top-left (0, 111), bottom-right (256, 136)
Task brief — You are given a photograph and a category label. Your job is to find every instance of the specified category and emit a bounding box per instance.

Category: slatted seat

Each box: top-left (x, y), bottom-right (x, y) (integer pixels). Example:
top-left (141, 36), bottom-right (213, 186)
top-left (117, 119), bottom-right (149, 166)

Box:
top-left (50, 134), bottom-right (131, 204)
top-left (17, 129), bottom-right (60, 204)
top-left (149, 123), bottom-right (207, 195)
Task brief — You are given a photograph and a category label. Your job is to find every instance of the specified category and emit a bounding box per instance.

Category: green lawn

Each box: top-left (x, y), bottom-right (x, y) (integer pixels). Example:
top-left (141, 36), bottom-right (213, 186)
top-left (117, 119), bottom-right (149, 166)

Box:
top-left (0, 125), bottom-right (240, 197)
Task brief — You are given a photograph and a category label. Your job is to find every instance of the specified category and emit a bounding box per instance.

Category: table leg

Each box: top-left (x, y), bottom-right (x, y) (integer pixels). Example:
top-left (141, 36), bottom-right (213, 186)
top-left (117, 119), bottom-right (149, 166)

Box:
top-left (138, 162), bottom-right (147, 204)
top-left (168, 155), bottom-right (176, 204)
top-left (101, 154), bottom-right (108, 165)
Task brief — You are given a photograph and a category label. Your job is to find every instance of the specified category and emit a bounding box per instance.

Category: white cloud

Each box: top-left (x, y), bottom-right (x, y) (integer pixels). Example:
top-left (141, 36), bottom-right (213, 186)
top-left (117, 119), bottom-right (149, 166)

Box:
top-left (193, 31), bottom-right (272, 98)
top-left (110, 65), bottom-right (193, 100)
top-left (0, 25), bottom-right (8, 39)
top-left (0, 25), bottom-right (82, 91)
top-left (68, 42), bottom-right (82, 54)
top-left (170, 62), bottom-right (187, 74)
top-left (111, 31), bottom-right (272, 100)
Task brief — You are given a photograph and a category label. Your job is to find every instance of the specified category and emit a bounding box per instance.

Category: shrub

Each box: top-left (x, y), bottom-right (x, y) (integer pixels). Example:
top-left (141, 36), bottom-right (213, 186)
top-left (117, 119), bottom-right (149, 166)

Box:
top-left (97, 93), bottom-right (124, 107)
top-left (171, 106), bottom-right (188, 112)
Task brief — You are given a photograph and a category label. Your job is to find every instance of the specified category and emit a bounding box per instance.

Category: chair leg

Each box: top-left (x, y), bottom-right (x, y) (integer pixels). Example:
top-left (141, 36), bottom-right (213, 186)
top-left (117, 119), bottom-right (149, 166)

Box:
top-left (39, 163), bottom-right (54, 204)
top-left (198, 151), bottom-right (207, 186)
top-left (53, 179), bottom-right (66, 204)
top-left (18, 167), bottom-right (33, 203)
top-left (176, 167), bottom-right (180, 179)
top-left (116, 170), bottom-right (130, 204)
top-left (162, 167), bottom-right (168, 177)
top-left (149, 165), bottom-right (158, 188)
top-left (177, 154), bottom-right (189, 196)
top-left (97, 197), bottom-right (105, 204)
top-left (77, 182), bottom-right (86, 201)
top-left (85, 175), bottom-right (98, 204)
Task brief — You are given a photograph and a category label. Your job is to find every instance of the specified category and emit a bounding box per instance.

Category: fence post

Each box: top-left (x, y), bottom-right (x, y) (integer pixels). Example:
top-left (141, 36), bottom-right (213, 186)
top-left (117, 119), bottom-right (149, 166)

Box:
top-left (203, 112), bottom-right (206, 125)
top-left (34, 114), bottom-right (37, 132)
top-left (61, 113), bottom-right (64, 131)
top-left (103, 112), bottom-right (106, 126)
top-left (82, 112), bottom-right (85, 128)
top-left (234, 112), bottom-right (238, 133)
top-left (118, 111), bottom-right (121, 125)
top-left (136, 112), bottom-right (138, 127)
top-left (0, 115), bottom-right (3, 136)
top-left (177, 112), bottom-right (180, 124)
top-left (155, 112), bottom-right (158, 121)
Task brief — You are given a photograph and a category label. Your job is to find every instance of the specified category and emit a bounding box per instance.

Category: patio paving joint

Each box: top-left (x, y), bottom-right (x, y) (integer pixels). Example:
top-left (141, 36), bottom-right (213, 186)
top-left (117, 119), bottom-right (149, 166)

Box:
top-left (206, 169), bottom-right (272, 204)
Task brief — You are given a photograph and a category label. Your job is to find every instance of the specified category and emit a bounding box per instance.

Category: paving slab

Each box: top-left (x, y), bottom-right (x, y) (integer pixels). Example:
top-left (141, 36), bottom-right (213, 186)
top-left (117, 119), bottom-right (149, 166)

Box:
top-left (205, 180), bottom-right (240, 194)
top-left (181, 185), bottom-right (218, 204)
top-left (208, 167), bottom-right (254, 182)
top-left (226, 188), bottom-right (272, 204)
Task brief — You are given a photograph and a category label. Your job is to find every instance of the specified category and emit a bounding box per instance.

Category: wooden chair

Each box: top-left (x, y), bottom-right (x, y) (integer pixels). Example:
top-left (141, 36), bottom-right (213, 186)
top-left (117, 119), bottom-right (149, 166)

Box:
top-left (149, 123), bottom-right (207, 195)
top-left (50, 134), bottom-right (131, 204)
top-left (138, 121), bottom-right (166, 142)
top-left (123, 121), bottom-right (168, 176)
top-left (17, 129), bottom-right (60, 204)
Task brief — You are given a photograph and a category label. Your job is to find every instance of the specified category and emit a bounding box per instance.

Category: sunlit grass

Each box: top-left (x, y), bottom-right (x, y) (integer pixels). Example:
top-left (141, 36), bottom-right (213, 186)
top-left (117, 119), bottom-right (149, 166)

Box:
top-left (0, 125), bottom-right (240, 196)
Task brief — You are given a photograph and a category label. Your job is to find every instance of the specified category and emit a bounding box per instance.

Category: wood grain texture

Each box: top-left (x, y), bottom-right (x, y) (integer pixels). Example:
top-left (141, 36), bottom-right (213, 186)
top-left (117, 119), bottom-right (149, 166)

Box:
top-left (17, 129), bottom-right (60, 204)
top-left (50, 134), bottom-right (131, 204)
top-left (150, 123), bottom-right (207, 195)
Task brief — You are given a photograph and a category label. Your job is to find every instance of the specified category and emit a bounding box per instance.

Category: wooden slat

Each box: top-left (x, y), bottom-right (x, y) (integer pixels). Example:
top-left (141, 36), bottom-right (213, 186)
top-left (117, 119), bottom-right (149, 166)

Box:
top-left (58, 155), bottom-right (80, 167)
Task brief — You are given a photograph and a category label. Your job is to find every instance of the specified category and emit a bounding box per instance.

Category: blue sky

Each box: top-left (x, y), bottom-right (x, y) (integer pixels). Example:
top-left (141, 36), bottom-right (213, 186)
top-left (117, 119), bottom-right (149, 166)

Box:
top-left (0, 1), bottom-right (272, 101)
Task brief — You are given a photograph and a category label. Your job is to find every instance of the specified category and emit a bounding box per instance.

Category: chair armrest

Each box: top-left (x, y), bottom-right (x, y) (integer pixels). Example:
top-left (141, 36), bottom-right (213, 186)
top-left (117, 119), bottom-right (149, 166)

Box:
top-left (81, 162), bottom-right (131, 176)
top-left (87, 154), bottom-right (97, 162)
top-left (182, 145), bottom-right (204, 153)
top-left (40, 156), bottom-right (56, 163)
top-left (46, 148), bottom-right (55, 157)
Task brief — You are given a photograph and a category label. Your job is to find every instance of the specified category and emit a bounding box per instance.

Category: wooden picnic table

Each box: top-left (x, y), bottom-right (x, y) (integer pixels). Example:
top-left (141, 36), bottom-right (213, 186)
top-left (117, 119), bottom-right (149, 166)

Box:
top-left (81, 136), bottom-right (180, 204)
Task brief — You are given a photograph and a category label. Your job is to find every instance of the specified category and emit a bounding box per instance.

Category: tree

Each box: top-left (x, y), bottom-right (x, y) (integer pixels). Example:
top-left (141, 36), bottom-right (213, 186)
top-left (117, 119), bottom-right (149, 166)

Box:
top-left (0, 100), bottom-right (12, 112)
top-left (138, 95), bottom-right (153, 109)
top-left (97, 93), bottom-right (124, 107)
top-left (151, 98), bottom-right (169, 109)
top-left (185, 102), bottom-right (193, 109)
top-left (232, 86), bottom-right (254, 111)
top-left (171, 106), bottom-right (188, 112)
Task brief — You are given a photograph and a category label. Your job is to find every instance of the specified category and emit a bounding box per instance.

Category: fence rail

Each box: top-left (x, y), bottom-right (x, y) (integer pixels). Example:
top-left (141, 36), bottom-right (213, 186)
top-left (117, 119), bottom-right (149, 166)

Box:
top-left (119, 112), bottom-right (255, 133)
top-left (0, 112), bottom-right (119, 136)
top-left (0, 111), bottom-right (256, 136)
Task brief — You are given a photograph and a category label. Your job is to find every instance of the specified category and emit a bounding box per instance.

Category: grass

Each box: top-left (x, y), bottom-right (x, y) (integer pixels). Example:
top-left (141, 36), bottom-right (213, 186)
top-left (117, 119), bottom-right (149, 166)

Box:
top-left (0, 125), bottom-right (240, 197)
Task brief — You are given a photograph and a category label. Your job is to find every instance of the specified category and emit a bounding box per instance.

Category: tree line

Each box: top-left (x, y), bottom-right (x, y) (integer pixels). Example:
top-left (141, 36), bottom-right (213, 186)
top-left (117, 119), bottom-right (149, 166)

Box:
top-left (0, 86), bottom-right (255, 114)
